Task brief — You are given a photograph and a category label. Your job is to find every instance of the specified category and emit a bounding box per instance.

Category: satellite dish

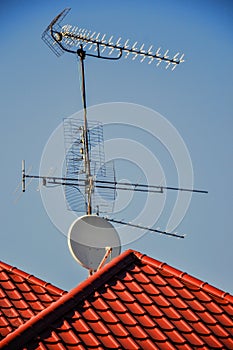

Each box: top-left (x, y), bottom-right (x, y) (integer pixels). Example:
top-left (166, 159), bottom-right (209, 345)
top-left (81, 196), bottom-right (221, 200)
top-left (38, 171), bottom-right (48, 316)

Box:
top-left (68, 215), bottom-right (121, 272)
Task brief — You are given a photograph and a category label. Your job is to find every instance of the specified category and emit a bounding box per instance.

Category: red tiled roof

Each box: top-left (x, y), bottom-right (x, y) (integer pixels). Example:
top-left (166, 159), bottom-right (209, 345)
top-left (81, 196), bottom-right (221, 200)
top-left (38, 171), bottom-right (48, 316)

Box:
top-left (1, 250), bottom-right (233, 349)
top-left (0, 261), bottom-right (66, 340)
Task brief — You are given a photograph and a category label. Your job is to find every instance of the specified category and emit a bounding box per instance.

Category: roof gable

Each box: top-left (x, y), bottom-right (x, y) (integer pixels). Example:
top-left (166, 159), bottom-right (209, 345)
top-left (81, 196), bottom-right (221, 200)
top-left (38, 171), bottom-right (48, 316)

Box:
top-left (1, 250), bottom-right (233, 349)
top-left (0, 261), bottom-right (66, 340)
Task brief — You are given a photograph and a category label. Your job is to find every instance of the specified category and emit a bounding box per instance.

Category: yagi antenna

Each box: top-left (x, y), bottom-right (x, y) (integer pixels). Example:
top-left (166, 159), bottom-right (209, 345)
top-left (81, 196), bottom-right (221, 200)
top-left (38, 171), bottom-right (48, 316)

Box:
top-left (42, 8), bottom-right (184, 70)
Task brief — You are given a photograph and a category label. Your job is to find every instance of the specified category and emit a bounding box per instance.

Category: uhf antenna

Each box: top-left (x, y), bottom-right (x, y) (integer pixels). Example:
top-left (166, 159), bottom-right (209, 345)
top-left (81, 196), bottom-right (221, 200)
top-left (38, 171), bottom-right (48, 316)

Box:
top-left (42, 8), bottom-right (184, 69)
top-left (21, 8), bottom-right (207, 246)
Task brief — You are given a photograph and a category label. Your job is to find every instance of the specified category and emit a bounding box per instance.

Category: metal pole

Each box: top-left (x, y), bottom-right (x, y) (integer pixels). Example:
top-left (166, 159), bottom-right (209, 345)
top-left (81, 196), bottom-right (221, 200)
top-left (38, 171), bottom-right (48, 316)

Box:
top-left (77, 45), bottom-right (92, 215)
top-left (22, 160), bottom-right (25, 192)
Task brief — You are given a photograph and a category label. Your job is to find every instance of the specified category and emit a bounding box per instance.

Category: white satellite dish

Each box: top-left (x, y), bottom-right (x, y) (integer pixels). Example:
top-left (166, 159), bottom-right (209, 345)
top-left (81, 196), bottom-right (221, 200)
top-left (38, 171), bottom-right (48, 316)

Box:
top-left (68, 215), bottom-right (121, 272)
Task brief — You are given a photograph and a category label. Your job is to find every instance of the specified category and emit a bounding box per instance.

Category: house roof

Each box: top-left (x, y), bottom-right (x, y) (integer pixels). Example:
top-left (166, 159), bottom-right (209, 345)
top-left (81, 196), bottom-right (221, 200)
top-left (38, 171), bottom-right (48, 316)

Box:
top-left (1, 250), bottom-right (233, 349)
top-left (0, 260), bottom-right (66, 340)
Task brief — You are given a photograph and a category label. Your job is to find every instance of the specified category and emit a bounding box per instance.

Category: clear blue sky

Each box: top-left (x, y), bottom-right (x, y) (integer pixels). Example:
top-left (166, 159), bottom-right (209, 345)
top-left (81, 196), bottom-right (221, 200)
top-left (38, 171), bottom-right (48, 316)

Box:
top-left (1, 0), bottom-right (233, 293)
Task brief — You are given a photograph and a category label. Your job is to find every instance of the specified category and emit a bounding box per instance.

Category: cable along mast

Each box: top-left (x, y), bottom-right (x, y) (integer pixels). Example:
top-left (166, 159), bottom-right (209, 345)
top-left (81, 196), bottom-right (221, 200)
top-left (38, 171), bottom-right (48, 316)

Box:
top-left (21, 8), bottom-right (207, 273)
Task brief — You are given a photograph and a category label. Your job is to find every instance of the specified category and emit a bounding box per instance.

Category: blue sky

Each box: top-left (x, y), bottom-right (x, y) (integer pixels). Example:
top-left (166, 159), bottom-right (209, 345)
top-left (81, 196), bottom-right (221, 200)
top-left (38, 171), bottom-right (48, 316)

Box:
top-left (1, 1), bottom-right (233, 293)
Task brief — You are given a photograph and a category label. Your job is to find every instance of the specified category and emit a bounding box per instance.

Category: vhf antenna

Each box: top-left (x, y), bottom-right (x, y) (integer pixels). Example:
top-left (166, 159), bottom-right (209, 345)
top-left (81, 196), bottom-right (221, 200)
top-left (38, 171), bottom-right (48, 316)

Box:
top-left (21, 8), bottom-right (207, 240)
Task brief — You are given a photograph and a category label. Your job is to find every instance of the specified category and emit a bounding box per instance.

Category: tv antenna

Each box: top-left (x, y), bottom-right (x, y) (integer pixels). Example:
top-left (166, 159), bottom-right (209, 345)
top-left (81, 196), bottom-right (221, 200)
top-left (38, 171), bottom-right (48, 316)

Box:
top-left (21, 8), bottom-right (207, 274)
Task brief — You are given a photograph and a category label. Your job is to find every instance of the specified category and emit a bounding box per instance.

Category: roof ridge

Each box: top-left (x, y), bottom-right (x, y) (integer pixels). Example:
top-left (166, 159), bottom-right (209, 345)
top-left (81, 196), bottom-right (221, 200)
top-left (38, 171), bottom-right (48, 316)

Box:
top-left (0, 250), bottom-right (137, 349)
top-left (0, 260), bottom-right (66, 296)
top-left (135, 252), bottom-right (233, 303)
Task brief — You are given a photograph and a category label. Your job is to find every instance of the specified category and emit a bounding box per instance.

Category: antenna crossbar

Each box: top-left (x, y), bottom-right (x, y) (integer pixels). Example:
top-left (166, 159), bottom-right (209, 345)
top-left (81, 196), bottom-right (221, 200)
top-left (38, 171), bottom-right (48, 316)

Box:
top-left (23, 173), bottom-right (208, 195)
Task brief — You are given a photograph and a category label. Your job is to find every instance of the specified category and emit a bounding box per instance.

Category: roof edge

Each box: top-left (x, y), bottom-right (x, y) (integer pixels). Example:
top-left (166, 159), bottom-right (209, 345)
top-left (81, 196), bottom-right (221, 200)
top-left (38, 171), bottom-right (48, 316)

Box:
top-left (0, 261), bottom-right (66, 297)
top-left (135, 252), bottom-right (233, 303)
top-left (0, 250), bottom-right (137, 349)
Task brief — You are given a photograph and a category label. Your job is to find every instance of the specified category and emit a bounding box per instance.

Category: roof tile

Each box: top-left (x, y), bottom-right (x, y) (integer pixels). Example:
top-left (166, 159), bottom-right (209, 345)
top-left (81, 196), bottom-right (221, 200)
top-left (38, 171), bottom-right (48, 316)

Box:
top-left (167, 276), bottom-right (185, 289)
top-left (158, 284), bottom-right (178, 298)
top-left (100, 287), bottom-right (116, 301)
top-left (126, 300), bottom-right (146, 315)
top-left (90, 298), bottom-right (110, 313)
top-left (200, 333), bottom-right (224, 348)
top-left (214, 313), bottom-right (233, 327)
top-left (161, 305), bottom-right (181, 320)
top-left (82, 306), bottom-right (100, 323)
top-left (123, 280), bottom-right (143, 293)
top-left (105, 298), bottom-right (127, 313)
top-left (132, 270), bottom-right (151, 284)
top-left (70, 318), bottom-right (91, 333)
top-left (144, 326), bottom-right (168, 342)
top-left (198, 311), bottom-right (217, 325)
top-left (134, 337), bottom-right (160, 350)
top-left (117, 312), bottom-right (137, 326)
top-left (164, 329), bottom-right (187, 345)
top-left (78, 332), bottom-right (101, 347)
top-left (117, 336), bottom-right (140, 349)
top-left (220, 302), bottom-right (233, 317)
top-left (221, 337), bottom-right (233, 349)
top-left (0, 260), bottom-right (65, 341)
top-left (90, 320), bottom-right (110, 335)
top-left (134, 314), bottom-right (155, 328)
top-left (143, 303), bottom-right (164, 318)
top-left (182, 331), bottom-right (205, 347)
top-left (191, 321), bottom-right (211, 335)
top-left (97, 333), bottom-right (121, 349)
top-left (204, 300), bottom-right (224, 314)
top-left (126, 324), bottom-right (148, 339)
top-left (169, 295), bottom-right (188, 309)
top-left (109, 322), bottom-right (129, 337)
top-left (113, 289), bottom-right (135, 303)
top-left (186, 299), bottom-right (206, 312)
top-left (134, 291), bottom-right (153, 305)
top-left (207, 324), bottom-right (229, 338)
top-left (171, 318), bottom-right (193, 333)
top-left (178, 308), bottom-right (200, 322)
top-left (191, 289), bottom-right (212, 302)
top-left (140, 282), bottom-right (160, 296)
top-left (156, 316), bottom-right (175, 331)
top-left (58, 328), bottom-right (82, 346)
top-left (96, 309), bottom-right (118, 325)
top-left (30, 300), bottom-right (47, 312)
top-left (175, 287), bottom-right (195, 300)
top-left (153, 294), bottom-right (171, 308)
top-left (150, 273), bottom-right (168, 287)
top-left (1, 250), bottom-right (233, 350)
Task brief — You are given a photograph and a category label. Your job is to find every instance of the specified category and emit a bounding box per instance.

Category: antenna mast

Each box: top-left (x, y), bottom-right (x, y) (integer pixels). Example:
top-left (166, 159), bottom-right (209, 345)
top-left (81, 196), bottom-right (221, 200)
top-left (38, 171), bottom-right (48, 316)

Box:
top-left (77, 46), bottom-right (92, 214)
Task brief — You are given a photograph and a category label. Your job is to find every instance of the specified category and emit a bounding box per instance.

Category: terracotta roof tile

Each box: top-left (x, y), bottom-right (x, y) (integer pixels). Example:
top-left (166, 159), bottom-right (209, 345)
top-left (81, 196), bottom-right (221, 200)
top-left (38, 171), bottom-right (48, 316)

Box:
top-left (126, 300), bottom-right (146, 315)
top-left (1, 250), bottom-right (233, 350)
top-left (182, 331), bottom-right (205, 347)
top-left (164, 328), bottom-right (187, 345)
top-left (0, 260), bottom-right (66, 340)
top-left (116, 336), bottom-right (140, 349)
top-left (171, 318), bottom-right (193, 333)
